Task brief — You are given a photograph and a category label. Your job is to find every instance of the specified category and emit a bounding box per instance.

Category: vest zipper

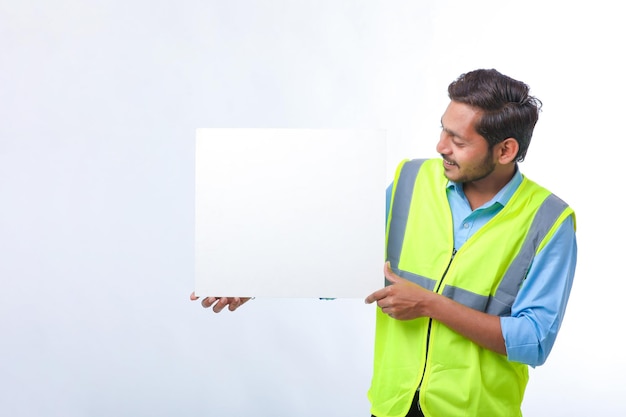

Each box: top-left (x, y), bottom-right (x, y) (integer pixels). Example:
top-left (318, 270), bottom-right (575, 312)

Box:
top-left (416, 248), bottom-right (457, 393)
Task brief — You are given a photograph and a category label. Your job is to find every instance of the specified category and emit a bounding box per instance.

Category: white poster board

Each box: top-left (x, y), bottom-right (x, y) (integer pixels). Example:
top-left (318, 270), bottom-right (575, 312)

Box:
top-left (195, 128), bottom-right (386, 298)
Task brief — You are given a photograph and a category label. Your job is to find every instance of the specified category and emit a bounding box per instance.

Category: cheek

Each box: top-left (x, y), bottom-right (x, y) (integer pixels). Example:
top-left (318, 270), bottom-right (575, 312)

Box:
top-left (452, 148), bottom-right (470, 164)
top-left (456, 146), bottom-right (486, 165)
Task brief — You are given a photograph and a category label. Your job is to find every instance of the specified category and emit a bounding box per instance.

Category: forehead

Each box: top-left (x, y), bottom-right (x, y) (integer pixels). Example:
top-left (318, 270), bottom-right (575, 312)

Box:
top-left (441, 101), bottom-right (483, 136)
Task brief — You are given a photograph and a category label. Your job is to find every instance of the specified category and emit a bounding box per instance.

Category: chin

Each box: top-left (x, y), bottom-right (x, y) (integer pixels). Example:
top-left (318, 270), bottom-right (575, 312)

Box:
top-left (442, 170), bottom-right (457, 181)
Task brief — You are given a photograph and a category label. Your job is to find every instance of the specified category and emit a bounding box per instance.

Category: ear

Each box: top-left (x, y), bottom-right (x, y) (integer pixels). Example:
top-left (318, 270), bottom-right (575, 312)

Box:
top-left (496, 138), bottom-right (519, 164)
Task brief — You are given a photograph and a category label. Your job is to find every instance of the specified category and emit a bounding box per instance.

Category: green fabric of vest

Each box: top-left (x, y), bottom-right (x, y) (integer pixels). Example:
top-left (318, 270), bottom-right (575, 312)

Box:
top-left (368, 158), bottom-right (574, 417)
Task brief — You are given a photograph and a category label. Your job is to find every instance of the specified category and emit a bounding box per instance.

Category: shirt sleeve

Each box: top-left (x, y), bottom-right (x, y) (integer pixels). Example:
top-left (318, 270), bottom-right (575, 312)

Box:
top-left (500, 214), bottom-right (577, 367)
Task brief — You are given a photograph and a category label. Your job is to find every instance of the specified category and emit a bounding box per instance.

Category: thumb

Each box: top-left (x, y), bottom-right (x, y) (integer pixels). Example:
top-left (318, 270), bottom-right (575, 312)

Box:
top-left (384, 262), bottom-right (400, 284)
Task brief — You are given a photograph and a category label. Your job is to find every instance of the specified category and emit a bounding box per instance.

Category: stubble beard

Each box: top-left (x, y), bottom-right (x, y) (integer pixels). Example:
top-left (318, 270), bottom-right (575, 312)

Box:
top-left (443, 150), bottom-right (497, 184)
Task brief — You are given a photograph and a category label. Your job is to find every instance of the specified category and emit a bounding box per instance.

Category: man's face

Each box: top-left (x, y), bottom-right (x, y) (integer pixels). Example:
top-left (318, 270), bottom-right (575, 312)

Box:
top-left (436, 101), bottom-right (496, 183)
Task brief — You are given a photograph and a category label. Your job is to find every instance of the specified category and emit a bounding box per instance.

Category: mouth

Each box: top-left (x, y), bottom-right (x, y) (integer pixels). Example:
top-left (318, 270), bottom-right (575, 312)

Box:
top-left (442, 158), bottom-right (456, 167)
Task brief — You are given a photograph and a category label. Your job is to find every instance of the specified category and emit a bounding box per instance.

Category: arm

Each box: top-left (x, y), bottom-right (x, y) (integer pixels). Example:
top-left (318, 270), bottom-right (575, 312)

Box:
top-left (501, 215), bottom-right (577, 366)
top-left (366, 215), bottom-right (577, 362)
top-left (365, 262), bottom-right (506, 355)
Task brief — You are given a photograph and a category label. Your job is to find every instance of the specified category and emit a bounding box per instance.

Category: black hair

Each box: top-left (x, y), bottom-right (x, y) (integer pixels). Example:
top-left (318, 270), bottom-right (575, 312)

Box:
top-left (448, 69), bottom-right (542, 162)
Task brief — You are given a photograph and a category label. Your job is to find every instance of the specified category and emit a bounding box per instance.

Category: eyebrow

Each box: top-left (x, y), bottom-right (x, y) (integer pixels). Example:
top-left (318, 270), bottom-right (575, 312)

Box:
top-left (440, 117), bottom-right (467, 141)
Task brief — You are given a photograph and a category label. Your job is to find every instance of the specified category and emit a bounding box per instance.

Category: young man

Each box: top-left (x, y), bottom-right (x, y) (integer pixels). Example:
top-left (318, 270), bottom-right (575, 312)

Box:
top-left (364, 69), bottom-right (577, 416)
top-left (191, 69), bottom-right (577, 417)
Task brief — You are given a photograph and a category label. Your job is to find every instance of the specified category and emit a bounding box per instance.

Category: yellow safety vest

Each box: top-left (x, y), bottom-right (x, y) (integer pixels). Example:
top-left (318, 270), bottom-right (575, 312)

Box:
top-left (368, 158), bottom-right (575, 417)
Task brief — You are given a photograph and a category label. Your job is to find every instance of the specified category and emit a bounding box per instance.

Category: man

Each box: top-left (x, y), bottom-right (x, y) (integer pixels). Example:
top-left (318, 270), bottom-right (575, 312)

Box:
top-left (191, 69), bottom-right (577, 417)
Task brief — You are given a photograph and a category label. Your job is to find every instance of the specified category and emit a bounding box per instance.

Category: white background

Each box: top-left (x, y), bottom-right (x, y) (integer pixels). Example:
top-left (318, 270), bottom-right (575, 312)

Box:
top-left (0, 1), bottom-right (623, 416)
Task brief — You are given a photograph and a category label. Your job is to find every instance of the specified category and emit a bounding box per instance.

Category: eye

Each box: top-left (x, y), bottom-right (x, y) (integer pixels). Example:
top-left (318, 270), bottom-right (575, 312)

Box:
top-left (451, 137), bottom-right (465, 147)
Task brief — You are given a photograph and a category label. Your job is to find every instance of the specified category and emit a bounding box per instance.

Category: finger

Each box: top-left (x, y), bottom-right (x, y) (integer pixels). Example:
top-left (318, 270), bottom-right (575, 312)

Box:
top-left (379, 303), bottom-right (393, 316)
top-left (213, 297), bottom-right (229, 313)
top-left (365, 289), bottom-right (387, 304)
top-left (190, 292), bottom-right (199, 301)
top-left (228, 297), bottom-right (241, 311)
top-left (378, 302), bottom-right (398, 318)
top-left (201, 297), bottom-right (217, 308)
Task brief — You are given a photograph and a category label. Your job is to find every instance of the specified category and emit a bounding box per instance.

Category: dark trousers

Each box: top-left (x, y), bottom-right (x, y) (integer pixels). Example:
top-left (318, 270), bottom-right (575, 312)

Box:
top-left (372, 391), bottom-right (424, 417)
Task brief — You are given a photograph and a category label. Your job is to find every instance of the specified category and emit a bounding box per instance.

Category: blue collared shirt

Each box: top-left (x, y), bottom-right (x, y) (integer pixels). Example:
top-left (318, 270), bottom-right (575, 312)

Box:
top-left (386, 168), bottom-right (577, 367)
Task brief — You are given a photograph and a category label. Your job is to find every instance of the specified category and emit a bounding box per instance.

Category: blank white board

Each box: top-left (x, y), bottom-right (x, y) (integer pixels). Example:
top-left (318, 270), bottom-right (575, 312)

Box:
top-left (195, 128), bottom-right (386, 298)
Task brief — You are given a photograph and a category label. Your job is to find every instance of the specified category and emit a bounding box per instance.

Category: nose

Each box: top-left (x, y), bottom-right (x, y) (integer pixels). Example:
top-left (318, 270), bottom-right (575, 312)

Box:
top-left (436, 132), bottom-right (449, 155)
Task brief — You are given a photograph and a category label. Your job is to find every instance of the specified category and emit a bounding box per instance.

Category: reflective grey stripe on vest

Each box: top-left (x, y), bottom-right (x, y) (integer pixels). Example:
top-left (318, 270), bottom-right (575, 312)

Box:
top-left (483, 193), bottom-right (569, 316)
top-left (386, 159), bottom-right (437, 291)
top-left (443, 194), bottom-right (568, 315)
top-left (387, 160), bottom-right (569, 316)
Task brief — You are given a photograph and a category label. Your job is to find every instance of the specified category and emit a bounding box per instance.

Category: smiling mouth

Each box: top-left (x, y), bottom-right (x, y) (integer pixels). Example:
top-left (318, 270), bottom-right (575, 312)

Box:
top-left (443, 158), bottom-right (456, 167)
